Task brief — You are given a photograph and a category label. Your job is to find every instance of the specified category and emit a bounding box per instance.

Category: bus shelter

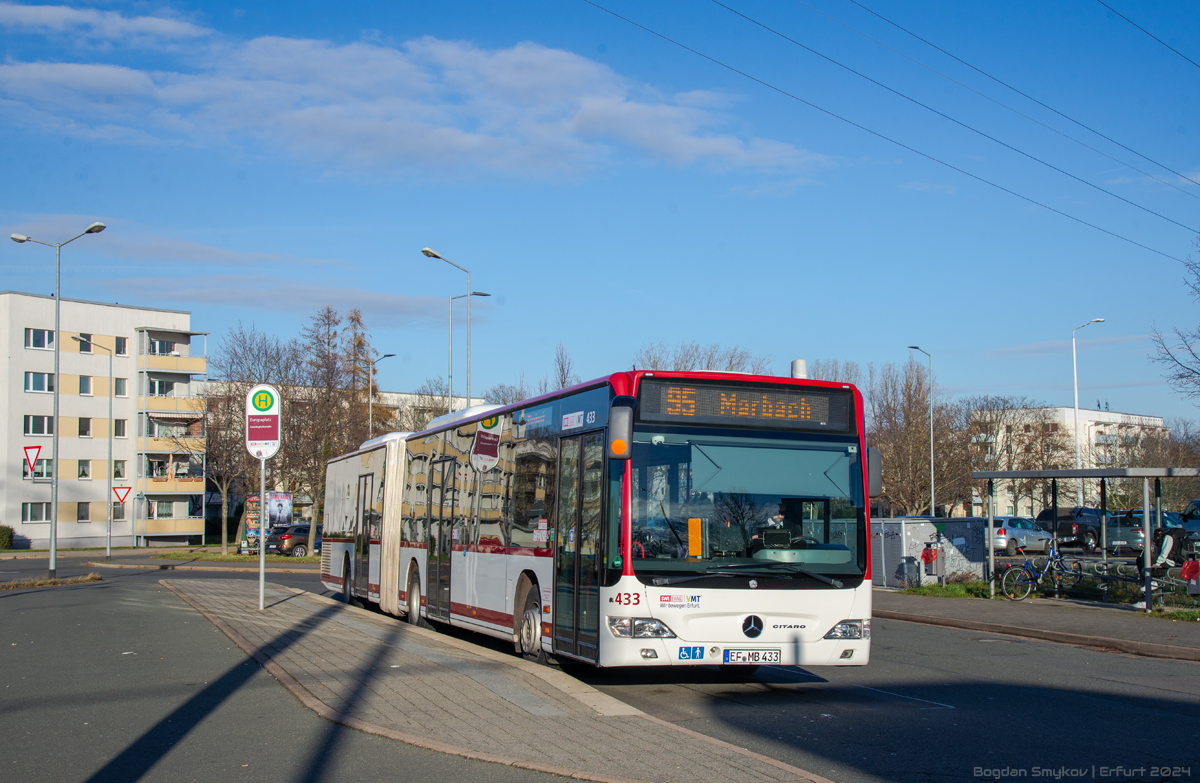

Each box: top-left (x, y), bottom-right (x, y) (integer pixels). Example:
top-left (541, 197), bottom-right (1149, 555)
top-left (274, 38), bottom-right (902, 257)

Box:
top-left (970, 467), bottom-right (1200, 610)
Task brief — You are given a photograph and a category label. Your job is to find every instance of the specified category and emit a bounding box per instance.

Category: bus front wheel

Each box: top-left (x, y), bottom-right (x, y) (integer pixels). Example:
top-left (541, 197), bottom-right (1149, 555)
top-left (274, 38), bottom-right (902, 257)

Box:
top-left (519, 589), bottom-right (547, 664)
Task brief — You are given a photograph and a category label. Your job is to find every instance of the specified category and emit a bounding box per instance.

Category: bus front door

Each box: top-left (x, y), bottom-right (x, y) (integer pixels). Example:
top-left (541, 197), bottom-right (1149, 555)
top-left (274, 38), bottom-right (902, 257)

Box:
top-left (355, 474), bottom-right (373, 596)
top-left (426, 457), bottom-right (456, 622)
top-left (553, 432), bottom-right (604, 662)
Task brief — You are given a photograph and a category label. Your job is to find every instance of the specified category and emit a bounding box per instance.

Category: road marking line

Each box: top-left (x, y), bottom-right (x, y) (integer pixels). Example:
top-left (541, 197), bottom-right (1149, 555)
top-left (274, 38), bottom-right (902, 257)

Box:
top-left (766, 666), bottom-right (956, 709)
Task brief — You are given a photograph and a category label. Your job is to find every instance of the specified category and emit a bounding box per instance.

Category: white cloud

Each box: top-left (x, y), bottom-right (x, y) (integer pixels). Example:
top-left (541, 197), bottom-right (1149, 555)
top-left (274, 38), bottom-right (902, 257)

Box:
top-left (0, 2), bottom-right (210, 43)
top-left (97, 275), bottom-right (453, 328)
top-left (0, 24), bottom-right (827, 178)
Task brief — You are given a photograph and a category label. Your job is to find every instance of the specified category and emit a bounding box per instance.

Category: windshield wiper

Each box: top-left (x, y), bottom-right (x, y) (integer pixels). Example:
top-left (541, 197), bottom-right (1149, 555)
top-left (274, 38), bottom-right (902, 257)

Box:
top-left (650, 570), bottom-right (792, 586)
top-left (706, 562), bottom-right (844, 588)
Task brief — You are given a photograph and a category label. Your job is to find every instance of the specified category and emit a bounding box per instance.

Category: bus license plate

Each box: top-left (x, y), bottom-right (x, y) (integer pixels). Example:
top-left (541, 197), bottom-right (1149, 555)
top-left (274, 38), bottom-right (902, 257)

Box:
top-left (723, 649), bottom-right (780, 664)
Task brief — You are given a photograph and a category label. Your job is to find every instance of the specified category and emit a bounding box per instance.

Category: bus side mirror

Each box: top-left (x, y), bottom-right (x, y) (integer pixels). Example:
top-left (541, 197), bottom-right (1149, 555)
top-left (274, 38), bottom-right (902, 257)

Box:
top-left (866, 447), bottom-right (882, 497)
top-left (608, 396), bottom-right (636, 460)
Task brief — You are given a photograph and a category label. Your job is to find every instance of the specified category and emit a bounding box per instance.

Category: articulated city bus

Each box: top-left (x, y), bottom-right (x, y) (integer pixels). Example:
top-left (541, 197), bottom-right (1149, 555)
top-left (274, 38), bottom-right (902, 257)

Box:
top-left (322, 370), bottom-right (880, 669)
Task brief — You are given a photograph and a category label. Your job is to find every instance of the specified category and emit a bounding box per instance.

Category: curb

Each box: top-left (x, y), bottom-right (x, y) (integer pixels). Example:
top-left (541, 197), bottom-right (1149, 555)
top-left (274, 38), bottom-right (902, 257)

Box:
top-left (873, 609), bottom-right (1200, 662)
top-left (87, 561), bottom-right (318, 574)
top-left (162, 578), bottom-right (834, 783)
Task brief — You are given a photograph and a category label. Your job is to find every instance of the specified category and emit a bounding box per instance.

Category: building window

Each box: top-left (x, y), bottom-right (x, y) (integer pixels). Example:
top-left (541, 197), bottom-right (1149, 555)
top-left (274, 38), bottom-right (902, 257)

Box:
top-left (24, 372), bottom-right (54, 393)
top-left (149, 379), bottom-right (175, 397)
top-left (22, 502), bottom-right (52, 522)
top-left (114, 377), bottom-right (128, 397)
top-left (148, 458), bottom-right (169, 478)
top-left (114, 336), bottom-right (127, 356)
top-left (79, 375), bottom-right (92, 395)
top-left (114, 419), bottom-right (127, 438)
top-left (78, 460), bottom-right (91, 480)
top-left (113, 460), bottom-right (126, 479)
top-left (78, 417), bottom-right (92, 437)
top-left (78, 333), bottom-right (92, 353)
top-left (148, 340), bottom-right (176, 355)
top-left (77, 502), bottom-right (90, 521)
top-left (148, 500), bottom-right (173, 519)
top-left (112, 502), bottom-right (126, 521)
top-left (23, 415), bottom-right (53, 435)
top-left (22, 459), bottom-right (52, 479)
top-left (1007, 506), bottom-right (1015, 515)
top-left (25, 328), bottom-right (54, 350)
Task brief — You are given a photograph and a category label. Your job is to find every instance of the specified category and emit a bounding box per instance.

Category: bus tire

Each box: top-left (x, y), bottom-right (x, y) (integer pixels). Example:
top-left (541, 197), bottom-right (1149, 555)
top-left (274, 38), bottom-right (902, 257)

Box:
top-left (407, 572), bottom-right (425, 627)
top-left (519, 588), bottom-right (547, 664)
top-left (341, 555), bottom-right (357, 607)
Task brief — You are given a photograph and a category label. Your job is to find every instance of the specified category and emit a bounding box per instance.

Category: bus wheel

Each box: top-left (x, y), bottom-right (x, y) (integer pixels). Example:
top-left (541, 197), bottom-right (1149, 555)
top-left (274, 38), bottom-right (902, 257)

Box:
top-left (407, 573), bottom-right (423, 627)
top-left (341, 555), bottom-right (357, 607)
top-left (519, 589), bottom-right (546, 664)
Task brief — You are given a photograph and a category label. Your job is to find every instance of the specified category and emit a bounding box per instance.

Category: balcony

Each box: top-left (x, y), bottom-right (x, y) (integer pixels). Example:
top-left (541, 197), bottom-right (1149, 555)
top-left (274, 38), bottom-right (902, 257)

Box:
top-left (140, 354), bottom-right (206, 374)
top-left (141, 476), bottom-right (205, 493)
top-left (140, 436), bottom-right (204, 453)
top-left (142, 396), bottom-right (204, 414)
top-left (135, 517), bottom-right (204, 535)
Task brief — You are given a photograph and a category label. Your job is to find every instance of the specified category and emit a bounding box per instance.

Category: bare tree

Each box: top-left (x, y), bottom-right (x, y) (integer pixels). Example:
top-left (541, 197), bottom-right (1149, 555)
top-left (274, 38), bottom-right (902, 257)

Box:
top-left (808, 359), bottom-right (864, 387)
top-left (962, 395), bottom-right (1038, 516)
top-left (395, 376), bottom-right (451, 432)
top-left (553, 342), bottom-right (579, 390)
top-left (1153, 233), bottom-right (1200, 399)
top-left (484, 372), bottom-right (532, 406)
top-left (633, 340), bottom-right (772, 374)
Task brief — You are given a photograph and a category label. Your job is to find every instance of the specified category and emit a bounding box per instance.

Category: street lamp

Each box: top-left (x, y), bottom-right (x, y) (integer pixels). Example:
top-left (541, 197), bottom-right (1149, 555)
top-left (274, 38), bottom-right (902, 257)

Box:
top-left (448, 291), bottom-right (491, 411)
top-left (72, 335), bottom-right (114, 561)
top-left (423, 248), bottom-right (488, 407)
top-left (907, 346), bottom-right (935, 517)
top-left (1073, 318), bottom-right (1105, 506)
top-left (12, 221), bottom-right (106, 578)
top-left (367, 353), bottom-right (396, 439)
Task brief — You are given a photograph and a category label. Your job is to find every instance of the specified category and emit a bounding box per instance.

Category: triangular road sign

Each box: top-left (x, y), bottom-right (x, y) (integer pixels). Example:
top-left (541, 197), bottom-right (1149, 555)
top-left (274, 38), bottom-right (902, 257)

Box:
top-left (113, 487), bottom-right (132, 504)
top-left (23, 445), bottom-right (41, 473)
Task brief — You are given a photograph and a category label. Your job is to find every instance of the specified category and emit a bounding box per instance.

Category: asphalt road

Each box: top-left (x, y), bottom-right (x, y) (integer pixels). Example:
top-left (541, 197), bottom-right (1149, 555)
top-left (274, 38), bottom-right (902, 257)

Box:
top-left (6, 554), bottom-right (1200, 783)
top-left (0, 561), bottom-right (566, 783)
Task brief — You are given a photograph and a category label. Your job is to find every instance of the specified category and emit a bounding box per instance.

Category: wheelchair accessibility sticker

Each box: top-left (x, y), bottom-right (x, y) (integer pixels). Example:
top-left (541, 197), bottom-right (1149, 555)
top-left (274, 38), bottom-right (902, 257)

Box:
top-left (678, 646), bottom-right (704, 660)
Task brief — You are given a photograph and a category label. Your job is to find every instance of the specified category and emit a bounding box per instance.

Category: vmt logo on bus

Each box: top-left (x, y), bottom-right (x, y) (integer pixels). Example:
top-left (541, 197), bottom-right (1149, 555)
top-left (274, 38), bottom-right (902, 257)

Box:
top-left (252, 389), bottom-right (275, 412)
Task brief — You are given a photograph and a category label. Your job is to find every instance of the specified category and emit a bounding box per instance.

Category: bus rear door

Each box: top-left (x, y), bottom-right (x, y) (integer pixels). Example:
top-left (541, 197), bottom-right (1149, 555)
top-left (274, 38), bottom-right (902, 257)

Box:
top-left (354, 473), bottom-right (373, 596)
top-left (425, 457), bottom-right (455, 622)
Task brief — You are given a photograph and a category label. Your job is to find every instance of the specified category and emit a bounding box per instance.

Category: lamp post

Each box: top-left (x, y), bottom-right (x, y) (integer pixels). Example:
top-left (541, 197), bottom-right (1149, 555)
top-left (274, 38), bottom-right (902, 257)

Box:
top-left (907, 346), bottom-right (935, 517)
top-left (72, 335), bottom-right (113, 561)
top-left (1073, 318), bottom-right (1105, 506)
top-left (12, 221), bottom-right (106, 578)
top-left (448, 291), bottom-right (491, 412)
top-left (367, 353), bottom-right (395, 439)
top-left (423, 248), bottom-right (488, 408)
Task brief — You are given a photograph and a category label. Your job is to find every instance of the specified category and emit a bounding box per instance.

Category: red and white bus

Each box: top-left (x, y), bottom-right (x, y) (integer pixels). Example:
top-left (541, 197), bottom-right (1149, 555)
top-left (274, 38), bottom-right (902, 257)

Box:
top-left (322, 370), bottom-right (879, 669)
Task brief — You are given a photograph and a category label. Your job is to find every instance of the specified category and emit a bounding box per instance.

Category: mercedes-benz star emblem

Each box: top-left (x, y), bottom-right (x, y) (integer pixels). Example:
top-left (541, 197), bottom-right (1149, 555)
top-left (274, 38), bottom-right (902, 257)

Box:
top-left (742, 615), bottom-right (763, 638)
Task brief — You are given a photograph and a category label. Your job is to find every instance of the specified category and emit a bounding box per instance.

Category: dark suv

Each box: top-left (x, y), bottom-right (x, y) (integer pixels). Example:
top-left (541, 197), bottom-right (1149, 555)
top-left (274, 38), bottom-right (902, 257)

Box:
top-left (264, 524), bottom-right (321, 557)
top-left (1034, 507), bottom-right (1107, 548)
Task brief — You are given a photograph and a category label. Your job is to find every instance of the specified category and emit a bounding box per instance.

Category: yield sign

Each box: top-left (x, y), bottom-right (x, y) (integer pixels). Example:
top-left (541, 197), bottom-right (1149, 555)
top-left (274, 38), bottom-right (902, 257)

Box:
top-left (23, 445), bottom-right (41, 473)
top-left (113, 487), bottom-right (132, 504)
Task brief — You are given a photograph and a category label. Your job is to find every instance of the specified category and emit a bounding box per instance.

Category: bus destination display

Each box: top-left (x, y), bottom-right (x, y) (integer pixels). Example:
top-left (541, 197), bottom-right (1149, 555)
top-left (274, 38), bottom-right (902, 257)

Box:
top-left (638, 380), bottom-right (852, 432)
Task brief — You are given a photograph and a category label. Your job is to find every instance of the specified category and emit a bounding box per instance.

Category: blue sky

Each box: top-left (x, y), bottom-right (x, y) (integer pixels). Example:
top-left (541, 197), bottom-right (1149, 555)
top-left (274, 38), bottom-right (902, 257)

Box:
top-left (2, 0), bottom-right (1198, 419)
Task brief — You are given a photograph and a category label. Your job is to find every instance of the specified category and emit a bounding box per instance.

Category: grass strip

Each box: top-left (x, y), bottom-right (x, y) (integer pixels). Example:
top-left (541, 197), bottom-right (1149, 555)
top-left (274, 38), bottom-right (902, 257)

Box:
top-left (153, 552), bottom-right (319, 564)
top-left (898, 582), bottom-right (993, 599)
top-left (0, 572), bottom-right (102, 590)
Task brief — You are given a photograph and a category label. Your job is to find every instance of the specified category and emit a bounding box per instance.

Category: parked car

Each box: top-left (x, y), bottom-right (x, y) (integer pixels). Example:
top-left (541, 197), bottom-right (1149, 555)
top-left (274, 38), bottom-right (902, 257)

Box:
top-left (1034, 507), bottom-right (1107, 548)
top-left (264, 524), bottom-right (322, 557)
top-left (992, 516), bottom-right (1051, 556)
top-left (1105, 510), bottom-right (1200, 556)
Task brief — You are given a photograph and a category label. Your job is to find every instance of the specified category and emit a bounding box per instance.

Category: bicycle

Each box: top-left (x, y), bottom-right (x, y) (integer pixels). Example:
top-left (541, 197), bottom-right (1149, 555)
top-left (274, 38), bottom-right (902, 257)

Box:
top-left (1000, 538), bottom-right (1083, 601)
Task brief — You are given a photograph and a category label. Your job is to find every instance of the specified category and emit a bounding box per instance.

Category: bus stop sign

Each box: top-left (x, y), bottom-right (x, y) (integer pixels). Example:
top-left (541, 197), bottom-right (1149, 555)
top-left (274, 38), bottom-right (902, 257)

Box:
top-left (246, 384), bottom-right (281, 459)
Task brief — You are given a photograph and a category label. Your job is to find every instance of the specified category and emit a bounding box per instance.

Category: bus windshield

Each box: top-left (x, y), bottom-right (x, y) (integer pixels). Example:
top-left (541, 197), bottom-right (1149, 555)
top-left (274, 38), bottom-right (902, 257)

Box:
top-left (629, 427), bottom-right (865, 578)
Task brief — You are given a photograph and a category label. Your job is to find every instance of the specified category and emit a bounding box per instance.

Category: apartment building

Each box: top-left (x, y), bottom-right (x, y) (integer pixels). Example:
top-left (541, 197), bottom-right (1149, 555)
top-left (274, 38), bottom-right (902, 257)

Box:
top-left (1, 291), bottom-right (206, 548)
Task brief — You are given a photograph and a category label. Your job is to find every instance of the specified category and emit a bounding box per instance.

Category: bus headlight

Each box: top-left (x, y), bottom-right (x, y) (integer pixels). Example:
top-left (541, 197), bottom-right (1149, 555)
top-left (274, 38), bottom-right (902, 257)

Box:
top-left (824, 619), bottom-right (870, 640)
top-left (607, 617), bottom-right (676, 638)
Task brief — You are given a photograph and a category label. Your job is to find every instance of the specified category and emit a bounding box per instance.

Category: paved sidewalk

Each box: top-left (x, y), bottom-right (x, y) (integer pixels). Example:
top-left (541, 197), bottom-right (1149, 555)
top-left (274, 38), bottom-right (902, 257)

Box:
top-left (88, 556), bottom-right (317, 573)
top-left (163, 578), bottom-right (830, 783)
top-left (874, 589), bottom-right (1200, 661)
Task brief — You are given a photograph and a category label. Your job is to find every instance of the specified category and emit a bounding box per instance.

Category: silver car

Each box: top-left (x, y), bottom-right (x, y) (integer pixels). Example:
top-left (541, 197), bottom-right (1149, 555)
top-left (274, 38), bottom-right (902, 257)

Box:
top-left (992, 516), bottom-right (1051, 556)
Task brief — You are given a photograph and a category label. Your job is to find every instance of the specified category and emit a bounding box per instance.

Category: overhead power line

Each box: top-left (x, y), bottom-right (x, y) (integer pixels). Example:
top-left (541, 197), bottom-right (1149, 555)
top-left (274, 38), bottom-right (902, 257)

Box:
top-left (580, 0), bottom-right (1185, 263)
top-left (846, 0), bottom-right (1200, 189)
top-left (792, 0), bottom-right (1199, 202)
top-left (712, 0), bottom-right (1194, 233)
top-left (1096, 0), bottom-right (1200, 71)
